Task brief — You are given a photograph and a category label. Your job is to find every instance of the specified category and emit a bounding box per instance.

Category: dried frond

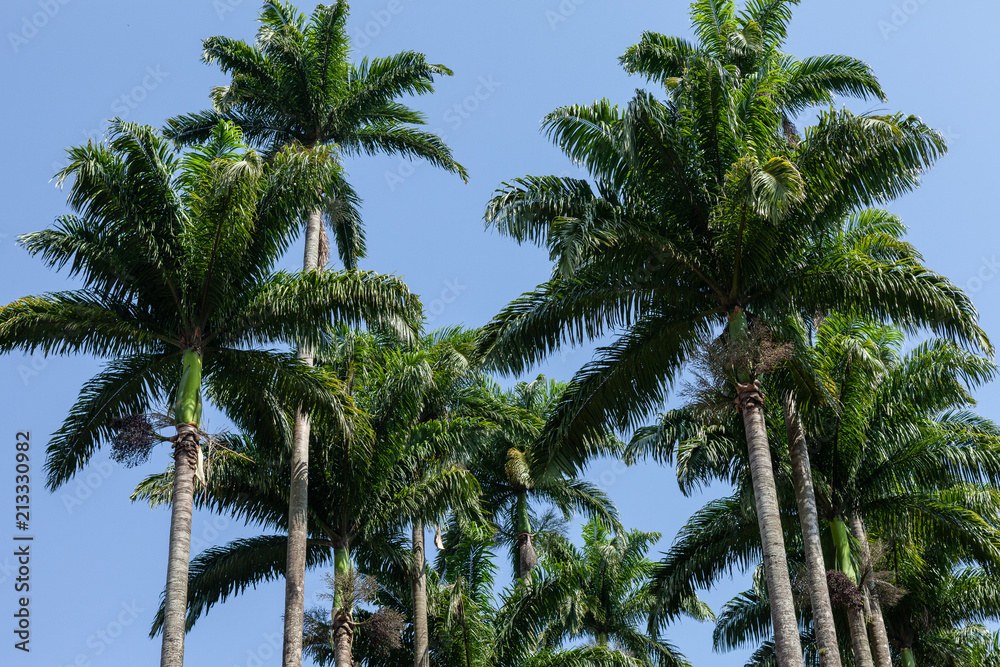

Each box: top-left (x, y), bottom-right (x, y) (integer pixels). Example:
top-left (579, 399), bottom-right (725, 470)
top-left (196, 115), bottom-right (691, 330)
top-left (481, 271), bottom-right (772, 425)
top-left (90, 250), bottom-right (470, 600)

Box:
top-left (871, 570), bottom-right (905, 608)
top-left (363, 607), bottom-right (405, 654)
top-left (732, 322), bottom-right (795, 377)
top-left (303, 606), bottom-right (333, 649)
top-left (320, 570), bottom-right (379, 611)
top-left (681, 333), bottom-right (737, 415)
top-left (681, 323), bottom-right (793, 415)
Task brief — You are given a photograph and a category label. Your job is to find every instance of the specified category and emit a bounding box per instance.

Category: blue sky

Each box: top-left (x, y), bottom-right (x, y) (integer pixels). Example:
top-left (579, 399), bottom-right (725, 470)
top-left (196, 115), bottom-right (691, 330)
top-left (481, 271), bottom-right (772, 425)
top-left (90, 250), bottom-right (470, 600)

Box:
top-left (2, 1), bottom-right (999, 665)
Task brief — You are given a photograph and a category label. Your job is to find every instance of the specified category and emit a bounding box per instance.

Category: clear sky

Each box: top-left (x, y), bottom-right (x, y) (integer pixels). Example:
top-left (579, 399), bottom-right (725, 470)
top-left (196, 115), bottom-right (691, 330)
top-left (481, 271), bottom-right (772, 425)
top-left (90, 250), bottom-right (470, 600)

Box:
top-left (2, 1), bottom-right (999, 665)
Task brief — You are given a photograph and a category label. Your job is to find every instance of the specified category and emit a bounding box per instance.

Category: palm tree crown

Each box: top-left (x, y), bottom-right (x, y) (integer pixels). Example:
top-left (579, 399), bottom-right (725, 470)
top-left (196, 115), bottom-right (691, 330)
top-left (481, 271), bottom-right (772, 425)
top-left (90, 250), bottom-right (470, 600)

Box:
top-left (165, 0), bottom-right (467, 269)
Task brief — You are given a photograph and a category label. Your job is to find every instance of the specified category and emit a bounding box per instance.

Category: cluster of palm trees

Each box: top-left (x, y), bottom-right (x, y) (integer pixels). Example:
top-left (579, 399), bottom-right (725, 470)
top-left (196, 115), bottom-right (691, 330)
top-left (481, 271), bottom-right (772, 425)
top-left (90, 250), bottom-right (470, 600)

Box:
top-left (2, 1), bottom-right (999, 667)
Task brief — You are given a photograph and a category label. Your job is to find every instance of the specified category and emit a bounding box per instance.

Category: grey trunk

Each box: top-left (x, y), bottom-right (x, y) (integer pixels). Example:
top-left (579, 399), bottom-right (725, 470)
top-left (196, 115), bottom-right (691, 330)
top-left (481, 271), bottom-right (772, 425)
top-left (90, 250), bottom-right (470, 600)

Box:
top-left (282, 207), bottom-right (323, 667)
top-left (783, 396), bottom-right (843, 667)
top-left (160, 423), bottom-right (199, 667)
top-left (850, 514), bottom-right (892, 667)
top-left (737, 382), bottom-right (804, 667)
top-left (412, 521), bottom-right (429, 667)
top-left (846, 604), bottom-right (875, 667)
top-left (333, 613), bottom-right (353, 667)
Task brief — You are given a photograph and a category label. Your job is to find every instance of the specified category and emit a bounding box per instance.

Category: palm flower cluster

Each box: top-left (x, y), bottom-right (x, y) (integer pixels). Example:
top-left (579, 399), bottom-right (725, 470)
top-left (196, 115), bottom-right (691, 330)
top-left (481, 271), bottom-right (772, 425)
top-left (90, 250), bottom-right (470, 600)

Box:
top-left (109, 414), bottom-right (170, 468)
top-left (826, 570), bottom-right (864, 613)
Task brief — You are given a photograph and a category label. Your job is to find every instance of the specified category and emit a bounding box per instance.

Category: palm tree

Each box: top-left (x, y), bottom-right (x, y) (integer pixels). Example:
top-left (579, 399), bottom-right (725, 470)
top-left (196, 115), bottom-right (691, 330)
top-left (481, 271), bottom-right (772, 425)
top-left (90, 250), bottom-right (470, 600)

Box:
top-left (164, 5), bottom-right (468, 662)
top-left (165, 1), bottom-right (468, 270)
top-left (132, 328), bottom-right (483, 667)
top-left (719, 540), bottom-right (1000, 667)
top-left (641, 318), bottom-right (1000, 665)
top-left (359, 326), bottom-right (498, 667)
top-left (476, 2), bottom-right (995, 662)
top-left (0, 121), bottom-right (418, 667)
top-left (800, 316), bottom-right (1000, 666)
top-left (513, 518), bottom-right (710, 667)
top-left (442, 528), bottom-right (650, 667)
top-left (883, 544), bottom-right (1000, 667)
top-left (303, 526), bottom-right (648, 667)
top-left (467, 377), bottom-right (622, 583)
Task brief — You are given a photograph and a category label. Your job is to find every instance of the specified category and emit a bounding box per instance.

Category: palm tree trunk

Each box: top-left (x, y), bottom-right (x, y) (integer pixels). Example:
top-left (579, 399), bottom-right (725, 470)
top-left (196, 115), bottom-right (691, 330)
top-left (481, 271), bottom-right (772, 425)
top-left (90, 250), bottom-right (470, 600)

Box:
top-left (332, 544), bottom-right (353, 667)
top-left (900, 648), bottom-right (916, 667)
top-left (515, 491), bottom-right (537, 581)
top-left (850, 514), bottom-right (892, 667)
top-left (283, 207), bottom-right (323, 667)
top-left (412, 521), bottom-right (429, 667)
top-left (161, 351), bottom-right (202, 667)
top-left (736, 380), bottom-right (804, 667)
top-left (845, 606), bottom-right (874, 667)
top-left (783, 396), bottom-right (843, 667)
top-left (830, 517), bottom-right (873, 667)
top-left (161, 424), bottom-right (199, 667)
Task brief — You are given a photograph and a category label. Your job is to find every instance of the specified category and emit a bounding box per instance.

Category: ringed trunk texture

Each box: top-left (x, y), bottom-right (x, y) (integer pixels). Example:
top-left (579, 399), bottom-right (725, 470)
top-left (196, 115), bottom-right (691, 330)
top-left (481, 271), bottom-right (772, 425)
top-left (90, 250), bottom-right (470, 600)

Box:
top-left (412, 522), bottom-right (429, 667)
top-left (333, 615), bottom-right (353, 667)
top-left (736, 382), bottom-right (804, 667)
top-left (783, 396), bottom-right (843, 667)
top-left (283, 207), bottom-right (323, 667)
top-left (850, 514), bottom-right (892, 667)
top-left (831, 517), bottom-right (873, 667)
top-left (160, 423), bottom-right (199, 667)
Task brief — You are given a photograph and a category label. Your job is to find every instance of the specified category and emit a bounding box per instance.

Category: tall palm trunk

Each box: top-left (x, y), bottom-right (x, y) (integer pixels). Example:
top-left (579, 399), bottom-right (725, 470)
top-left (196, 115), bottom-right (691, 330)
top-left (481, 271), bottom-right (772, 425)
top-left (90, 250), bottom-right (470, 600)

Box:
top-left (283, 207), bottom-right (323, 667)
top-left (736, 381), bottom-right (804, 667)
top-left (850, 514), bottom-right (892, 667)
top-left (730, 311), bottom-right (803, 667)
top-left (831, 517), bottom-right (873, 667)
top-left (161, 350), bottom-right (202, 667)
top-left (783, 397), bottom-right (843, 667)
top-left (332, 544), bottom-right (353, 667)
top-left (515, 491), bottom-right (537, 581)
top-left (412, 521), bottom-right (429, 667)
top-left (900, 648), bottom-right (916, 667)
